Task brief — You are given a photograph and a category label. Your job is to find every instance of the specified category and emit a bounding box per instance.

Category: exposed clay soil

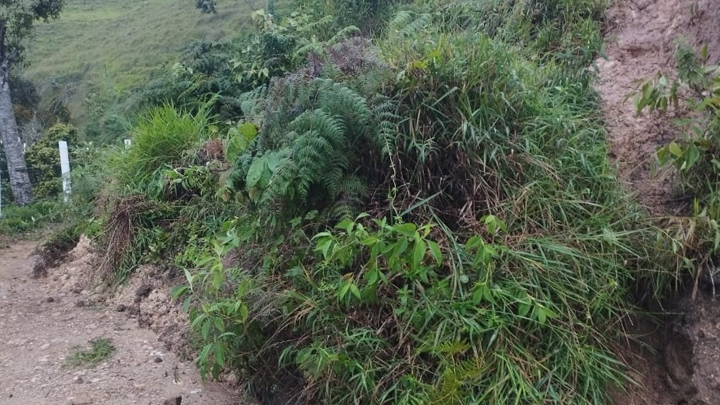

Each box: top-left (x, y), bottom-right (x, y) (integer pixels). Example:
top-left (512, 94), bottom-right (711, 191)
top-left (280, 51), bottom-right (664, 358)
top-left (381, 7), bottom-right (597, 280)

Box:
top-left (0, 239), bottom-right (246, 405)
top-left (597, 0), bottom-right (720, 404)
top-left (597, 0), bottom-right (720, 216)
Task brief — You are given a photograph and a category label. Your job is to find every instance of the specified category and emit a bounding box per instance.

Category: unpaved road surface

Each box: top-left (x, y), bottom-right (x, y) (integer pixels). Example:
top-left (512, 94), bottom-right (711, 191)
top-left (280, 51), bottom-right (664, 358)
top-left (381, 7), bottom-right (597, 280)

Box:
top-left (0, 241), bottom-right (240, 405)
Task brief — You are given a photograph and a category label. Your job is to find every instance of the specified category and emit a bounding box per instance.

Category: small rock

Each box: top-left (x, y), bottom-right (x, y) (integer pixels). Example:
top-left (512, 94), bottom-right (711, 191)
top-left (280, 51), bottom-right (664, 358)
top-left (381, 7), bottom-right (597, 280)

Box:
top-left (73, 376), bottom-right (84, 384)
top-left (116, 304), bottom-right (127, 312)
top-left (154, 357), bottom-right (163, 363)
top-left (45, 297), bottom-right (55, 303)
top-left (135, 285), bottom-right (152, 298)
top-left (162, 396), bottom-right (182, 405)
top-left (75, 301), bottom-right (86, 308)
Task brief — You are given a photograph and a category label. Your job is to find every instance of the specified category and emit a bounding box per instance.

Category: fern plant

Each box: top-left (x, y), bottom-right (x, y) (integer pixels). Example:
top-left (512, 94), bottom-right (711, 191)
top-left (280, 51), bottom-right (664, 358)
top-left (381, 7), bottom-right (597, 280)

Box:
top-left (228, 77), bottom-right (397, 219)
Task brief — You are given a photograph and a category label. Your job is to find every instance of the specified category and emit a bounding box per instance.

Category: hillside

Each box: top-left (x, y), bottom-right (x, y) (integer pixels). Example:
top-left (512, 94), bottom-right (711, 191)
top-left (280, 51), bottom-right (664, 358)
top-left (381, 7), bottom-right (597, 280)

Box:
top-left (5, 0), bottom-right (720, 404)
top-left (24, 0), bottom-right (256, 129)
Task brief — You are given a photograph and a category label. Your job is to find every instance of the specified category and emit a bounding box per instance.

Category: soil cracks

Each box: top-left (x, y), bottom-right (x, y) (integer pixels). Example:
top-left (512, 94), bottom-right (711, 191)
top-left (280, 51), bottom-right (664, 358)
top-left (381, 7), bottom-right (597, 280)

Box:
top-left (0, 241), bottom-right (240, 405)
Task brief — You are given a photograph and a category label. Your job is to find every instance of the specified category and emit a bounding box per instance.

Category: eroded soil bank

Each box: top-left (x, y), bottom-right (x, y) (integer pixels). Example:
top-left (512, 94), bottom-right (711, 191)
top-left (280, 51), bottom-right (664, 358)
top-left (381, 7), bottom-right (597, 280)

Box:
top-left (597, 0), bottom-right (720, 404)
top-left (0, 240), bottom-right (242, 405)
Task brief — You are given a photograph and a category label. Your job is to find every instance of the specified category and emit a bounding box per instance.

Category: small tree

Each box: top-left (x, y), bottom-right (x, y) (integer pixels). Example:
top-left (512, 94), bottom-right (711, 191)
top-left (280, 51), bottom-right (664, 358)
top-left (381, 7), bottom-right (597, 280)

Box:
top-left (196, 0), bottom-right (217, 14)
top-left (0, 0), bottom-right (64, 205)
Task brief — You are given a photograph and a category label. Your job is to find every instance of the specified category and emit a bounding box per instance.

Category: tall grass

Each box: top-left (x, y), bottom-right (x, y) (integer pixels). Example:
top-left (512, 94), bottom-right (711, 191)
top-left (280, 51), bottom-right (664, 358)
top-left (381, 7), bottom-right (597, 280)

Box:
top-left (112, 104), bottom-right (210, 191)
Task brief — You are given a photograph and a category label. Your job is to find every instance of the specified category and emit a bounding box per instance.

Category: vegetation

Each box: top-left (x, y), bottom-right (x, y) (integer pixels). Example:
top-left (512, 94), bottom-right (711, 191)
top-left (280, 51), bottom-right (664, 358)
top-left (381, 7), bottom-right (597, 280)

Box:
top-left (24, 0), bottom-right (262, 132)
top-left (75, 0), bottom-right (678, 404)
top-left (635, 41), bottom-right (720, 296)
top-left (64, 337), bottom-right (116, 368)
top-left (0, 0), bottom-right (65, 205)
top-left (0, 199), bottom-right (65, 235)
top-left (3, 0), bottom-right (704, 404)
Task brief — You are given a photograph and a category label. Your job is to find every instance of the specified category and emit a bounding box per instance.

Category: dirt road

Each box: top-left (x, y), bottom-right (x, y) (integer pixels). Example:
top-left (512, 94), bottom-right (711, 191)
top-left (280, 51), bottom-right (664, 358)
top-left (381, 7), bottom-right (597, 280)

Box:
top-left (0, 240), bottom-right (240, 405)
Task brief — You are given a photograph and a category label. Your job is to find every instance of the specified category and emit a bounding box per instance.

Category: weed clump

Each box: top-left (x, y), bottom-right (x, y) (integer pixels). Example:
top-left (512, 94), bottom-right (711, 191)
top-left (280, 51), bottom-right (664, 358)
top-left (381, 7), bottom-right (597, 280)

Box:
top-left (64, 338), bottom-right (116, 368)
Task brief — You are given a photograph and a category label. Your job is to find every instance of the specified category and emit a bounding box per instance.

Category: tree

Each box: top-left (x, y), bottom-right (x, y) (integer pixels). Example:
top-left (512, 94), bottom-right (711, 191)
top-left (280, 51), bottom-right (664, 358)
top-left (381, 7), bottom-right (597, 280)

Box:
top-left (0, 0), bottom-right (64, 205)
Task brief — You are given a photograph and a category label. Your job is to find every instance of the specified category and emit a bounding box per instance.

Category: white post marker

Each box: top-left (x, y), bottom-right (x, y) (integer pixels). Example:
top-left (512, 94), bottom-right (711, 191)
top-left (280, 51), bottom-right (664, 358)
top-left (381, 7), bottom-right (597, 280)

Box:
top-left (59, 140), bottom-right (71, 203)
top-left (124, 139), bottom-right (132, 149)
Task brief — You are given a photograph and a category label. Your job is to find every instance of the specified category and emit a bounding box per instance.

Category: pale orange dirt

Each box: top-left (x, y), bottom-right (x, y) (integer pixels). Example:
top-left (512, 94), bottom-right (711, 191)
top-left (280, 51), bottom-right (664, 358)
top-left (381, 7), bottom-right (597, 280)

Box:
top-left (0, 240), bottom-right (243, 405)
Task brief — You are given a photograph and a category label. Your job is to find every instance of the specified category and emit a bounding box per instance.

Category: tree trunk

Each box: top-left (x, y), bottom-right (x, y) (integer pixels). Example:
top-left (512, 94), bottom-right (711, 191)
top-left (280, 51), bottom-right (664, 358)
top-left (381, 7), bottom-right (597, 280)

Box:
top-left (0, 59), bottom-right (33, 205)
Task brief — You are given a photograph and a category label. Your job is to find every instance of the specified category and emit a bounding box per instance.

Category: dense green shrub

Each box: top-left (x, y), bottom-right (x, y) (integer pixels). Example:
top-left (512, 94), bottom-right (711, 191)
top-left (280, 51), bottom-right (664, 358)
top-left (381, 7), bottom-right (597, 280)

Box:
top-left (171, 2), bottom-right (670, 404)
top-left (93, 0), bottom-right (681, 404)
top-left (227, 76), bottom-right (395, 220)
top-left (25, 123), bottom-right (81, 199)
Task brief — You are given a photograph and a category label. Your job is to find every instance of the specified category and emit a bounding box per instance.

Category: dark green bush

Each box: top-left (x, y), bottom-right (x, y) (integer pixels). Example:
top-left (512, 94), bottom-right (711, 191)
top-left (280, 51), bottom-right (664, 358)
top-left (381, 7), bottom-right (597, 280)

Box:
top-left (25, 123), bottom-right (81, 199)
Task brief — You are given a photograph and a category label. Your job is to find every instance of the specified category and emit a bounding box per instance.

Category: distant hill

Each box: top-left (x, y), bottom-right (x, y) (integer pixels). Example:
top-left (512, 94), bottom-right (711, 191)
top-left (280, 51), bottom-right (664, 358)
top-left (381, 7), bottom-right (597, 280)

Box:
top-left (24, 0), bottom-right (257, 130)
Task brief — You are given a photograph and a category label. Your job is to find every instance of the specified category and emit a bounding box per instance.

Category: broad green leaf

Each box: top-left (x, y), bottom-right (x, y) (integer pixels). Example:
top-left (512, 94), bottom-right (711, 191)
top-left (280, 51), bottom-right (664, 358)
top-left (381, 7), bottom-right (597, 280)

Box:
top-left (412, 238), bottom-right (426, 270)
top-left (170, 285), bottom-right (188, 300)
top-left (238, 122), bottom-right (258, 141)
top-left (472, 287), bottom-right (483, 305)
top-left (201, 319), bottom-right (212, 340)
top-left (239, 303), bottom-right (249, 323)
top-left (427, 240), bottom-right (442, 265)
top-left (518, 302), bottom-right (531, 317)
top-left (215, 345), bottom-right (226, 367)
top-left (393, 223), bottom-right (417, 237)
top-left (685, 144), bottom-right (700, 170)
top-left (246, 157), bottom-right (267, 189)
top-left (214, 317), bottom-right (225, 333)
top-left (338, 282), bottom-right (351, 300)
top-left (668, 141), bottom-right (683, 157)
top-left (226, 134), bottom-right (249, 164)
top-left (335, 219), bottom-right (355, 232)
top-left (349, 283), bottom-right (361, 300)
top-left (237, 278), bottom-right (252, 297)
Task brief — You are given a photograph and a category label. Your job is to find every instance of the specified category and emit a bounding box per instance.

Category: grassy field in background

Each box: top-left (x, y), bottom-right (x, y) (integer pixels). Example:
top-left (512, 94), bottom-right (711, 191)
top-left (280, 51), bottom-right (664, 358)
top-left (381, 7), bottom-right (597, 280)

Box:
top-left (24, 0), bottom-right (258, 128)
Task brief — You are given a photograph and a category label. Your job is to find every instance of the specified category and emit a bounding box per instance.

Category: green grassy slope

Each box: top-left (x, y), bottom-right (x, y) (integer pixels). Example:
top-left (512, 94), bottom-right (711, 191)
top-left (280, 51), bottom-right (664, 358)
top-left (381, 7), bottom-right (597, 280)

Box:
top-left (24, 0), bottom-right (257, 128)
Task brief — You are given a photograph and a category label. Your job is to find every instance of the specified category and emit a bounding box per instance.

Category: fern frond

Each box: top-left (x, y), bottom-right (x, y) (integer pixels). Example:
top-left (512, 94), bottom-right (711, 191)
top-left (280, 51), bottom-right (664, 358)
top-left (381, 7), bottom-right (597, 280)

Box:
top-left (329, 26), bottom-right (361, 45)
top-left (389, 11), bottom-right (431, 37)
top-left (290, 109), bottom-right (346, 149)
top-left (292, 131), bottom-right (333, 199)
top-left (261, 153), bottom-right (297, 204)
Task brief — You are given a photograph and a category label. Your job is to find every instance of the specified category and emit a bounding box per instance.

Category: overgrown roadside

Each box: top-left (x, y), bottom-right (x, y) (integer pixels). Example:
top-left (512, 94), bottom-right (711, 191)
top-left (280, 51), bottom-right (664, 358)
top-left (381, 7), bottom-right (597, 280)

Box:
top-left (597, 0), bottom-right (720, 404)
top-left (0, 240), bottom-right (242, 405)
